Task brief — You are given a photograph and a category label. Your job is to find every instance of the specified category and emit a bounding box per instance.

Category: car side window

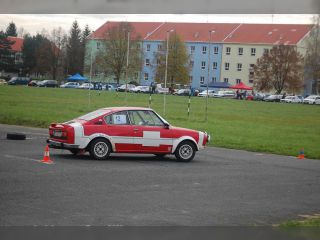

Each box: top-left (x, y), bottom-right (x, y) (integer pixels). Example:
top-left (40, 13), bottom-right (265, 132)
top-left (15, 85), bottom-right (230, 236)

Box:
top-left (105, 111), bottom-right (130, 125)
top-left (128, 110), bottom-right (164, 126)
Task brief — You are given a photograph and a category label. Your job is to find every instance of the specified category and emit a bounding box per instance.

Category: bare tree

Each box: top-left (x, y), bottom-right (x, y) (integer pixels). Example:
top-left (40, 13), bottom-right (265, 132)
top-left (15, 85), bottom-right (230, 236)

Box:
top-left (253, 44), bottom-right (304, 94)
top-left (95, 22), bottom-right (143, 85)
top-left (50, 27), bottom-right (67, 80)
top-left (305, 15), bottom-right (320, 95)
top-left (155, 32), bottom-right (190, 86)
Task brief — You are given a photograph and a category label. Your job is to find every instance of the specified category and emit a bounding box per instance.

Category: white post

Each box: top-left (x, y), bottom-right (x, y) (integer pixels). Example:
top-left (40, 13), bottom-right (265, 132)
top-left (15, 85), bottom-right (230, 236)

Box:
top-left (125, 31), bottom-right (130, 105)
top-left (205, 30), bottom-right (214, 122)
top-left (164, 30), bottom-right (174, 116)
top-left (89, 44), bottom-right (93, 109)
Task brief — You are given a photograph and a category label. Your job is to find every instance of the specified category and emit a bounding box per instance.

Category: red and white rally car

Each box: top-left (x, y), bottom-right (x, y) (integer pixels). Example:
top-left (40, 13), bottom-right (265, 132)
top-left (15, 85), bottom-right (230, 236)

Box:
top-left (47, 107), bottom-right (210, 162)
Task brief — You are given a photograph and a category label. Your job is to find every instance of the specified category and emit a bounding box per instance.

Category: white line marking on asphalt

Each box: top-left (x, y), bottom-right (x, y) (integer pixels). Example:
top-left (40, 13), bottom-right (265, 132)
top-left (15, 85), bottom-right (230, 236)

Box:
top-left (4, 154), bottom-right (40, 162)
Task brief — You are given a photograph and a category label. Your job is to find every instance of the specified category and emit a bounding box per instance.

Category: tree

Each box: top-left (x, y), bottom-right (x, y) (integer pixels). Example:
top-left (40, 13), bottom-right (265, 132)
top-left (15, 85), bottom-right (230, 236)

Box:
top-left (253, 44), bottom-right (304, 94)
top-left (0, 31), bottom-right (14, 71)
top-left (305, 15), bottom-right (320, 95)
top-left (80, 25), bottom-right (91, 75)
top-left (155, 32), bottom-right (190, 86)
top-left (95, 22), bottom-right (143, 84)
top-left (66, 21), bottom-right (82, 75)
top-left (5, 22), bottom-right (17, 37)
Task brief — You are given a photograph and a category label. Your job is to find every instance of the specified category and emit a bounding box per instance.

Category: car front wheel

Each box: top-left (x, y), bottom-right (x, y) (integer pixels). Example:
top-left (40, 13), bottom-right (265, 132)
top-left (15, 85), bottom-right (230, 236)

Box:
top-left (175, 141), bottom-right (196, 162)
top-left (90, 138), bottom-right (111, 160)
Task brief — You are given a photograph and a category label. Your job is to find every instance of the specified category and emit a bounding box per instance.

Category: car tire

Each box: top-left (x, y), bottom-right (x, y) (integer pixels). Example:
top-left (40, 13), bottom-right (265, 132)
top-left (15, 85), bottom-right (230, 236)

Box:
top-left (89, 138), bottom-right (111, 160)
top-left (175, 141), bottom-right (196, 162)
top-left (6, 132), bottom-right (26, 140)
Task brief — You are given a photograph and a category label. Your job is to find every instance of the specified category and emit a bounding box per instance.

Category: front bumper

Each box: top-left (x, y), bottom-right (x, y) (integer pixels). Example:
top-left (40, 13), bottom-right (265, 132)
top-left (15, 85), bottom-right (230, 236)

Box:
top-left (47, 139), bottom-right (79, 149)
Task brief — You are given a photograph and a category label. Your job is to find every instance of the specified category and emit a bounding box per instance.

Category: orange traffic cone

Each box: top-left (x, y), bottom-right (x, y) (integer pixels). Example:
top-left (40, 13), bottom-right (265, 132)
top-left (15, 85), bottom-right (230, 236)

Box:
top-left (41, 145), bottom-right (53, 164)
top-left (298, 149), bottom-right (305, 159)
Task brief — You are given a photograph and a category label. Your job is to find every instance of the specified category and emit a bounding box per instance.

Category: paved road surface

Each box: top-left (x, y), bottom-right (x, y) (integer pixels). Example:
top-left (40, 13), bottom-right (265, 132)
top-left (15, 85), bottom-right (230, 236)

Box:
top-left (0, 124), bottom-right (319, 226)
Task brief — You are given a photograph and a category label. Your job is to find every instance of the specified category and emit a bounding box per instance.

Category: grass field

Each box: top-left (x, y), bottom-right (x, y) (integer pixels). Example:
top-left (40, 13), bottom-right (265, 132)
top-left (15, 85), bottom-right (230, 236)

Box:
top-left (1, 85), bottom-right (320, 159)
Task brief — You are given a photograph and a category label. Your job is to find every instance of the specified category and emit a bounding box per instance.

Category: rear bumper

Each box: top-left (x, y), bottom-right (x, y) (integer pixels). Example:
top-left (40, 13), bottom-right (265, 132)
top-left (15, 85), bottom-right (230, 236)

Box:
top-left (47, 139), bottom-right (79, 149)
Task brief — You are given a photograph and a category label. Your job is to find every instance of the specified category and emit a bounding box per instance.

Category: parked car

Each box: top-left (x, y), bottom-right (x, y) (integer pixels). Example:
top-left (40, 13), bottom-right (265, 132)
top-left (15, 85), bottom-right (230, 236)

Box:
top-left (78, 83), bottom-right (94, 89)
top-left (8, 77), bottom-right (31, 85)
top-left (198, 89), bottom-right (215, 97)
top-left (47, 107), bottom-right (210, 162)
top-left (28, 80), bottom-right (40, 87)
top-left (264, 94), bottom-right (282, 102)
top-left (60, 82), bottom-right (80, 88)
top-left (303, 95), bottom-right (320, 104)
top-left (0, 79), bottom-right (7, 85)
top-left (253, 93), bottom-right (267, 101)
top-left (38, 80), bottom-right (58, 88)
top-left (280, 96), bottom-right (303, 103)
top-left (131, 86), bottom-right (151, 93)
top-left (315, 99), bottom-right (320, 105)
top-left (213, 90), bottom-right (235, 98)
top-left (102, 84), bottom-right (116, 91)
top-left (175, 89), bottom-right (191, 96)
top-left (117, 84), bottom-right (136, 92)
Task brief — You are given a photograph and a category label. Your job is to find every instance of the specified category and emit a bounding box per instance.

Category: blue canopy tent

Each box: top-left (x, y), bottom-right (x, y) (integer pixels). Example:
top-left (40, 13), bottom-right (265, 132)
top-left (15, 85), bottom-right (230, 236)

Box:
top-left (66, 73), bottom-right (88, 82)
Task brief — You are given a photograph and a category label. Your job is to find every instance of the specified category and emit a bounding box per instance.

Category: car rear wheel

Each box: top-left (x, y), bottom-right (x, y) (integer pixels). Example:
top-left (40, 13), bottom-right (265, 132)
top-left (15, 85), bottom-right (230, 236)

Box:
top-left (175, 141), bottom-right (196, 162)
top-left (90, 138), bottom-right (111, 160)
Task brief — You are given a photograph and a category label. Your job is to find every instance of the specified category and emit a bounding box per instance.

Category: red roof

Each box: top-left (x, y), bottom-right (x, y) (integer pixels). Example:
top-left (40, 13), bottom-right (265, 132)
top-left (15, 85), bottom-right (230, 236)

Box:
top-left (7, 36), bottom-right (23, 52)
top-left (88, 21), bottom-right (164, 40)
top-left (90, 22), bottom-right (311, 45)
top-left (223, 24), bottom-right (312, 45)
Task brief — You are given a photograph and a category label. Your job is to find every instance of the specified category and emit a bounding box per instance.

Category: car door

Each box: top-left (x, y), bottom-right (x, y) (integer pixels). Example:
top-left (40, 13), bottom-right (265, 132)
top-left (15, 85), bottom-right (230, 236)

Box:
top-left (103, 111), bottom-right (138, 153)
top-left (127, 110), bottom-right (173, 153)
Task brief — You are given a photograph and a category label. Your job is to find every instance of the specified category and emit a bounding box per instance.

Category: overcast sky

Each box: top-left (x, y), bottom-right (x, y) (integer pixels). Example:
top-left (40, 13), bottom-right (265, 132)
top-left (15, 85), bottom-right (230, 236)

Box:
top-left (0, 14), bottom-right (316, 36)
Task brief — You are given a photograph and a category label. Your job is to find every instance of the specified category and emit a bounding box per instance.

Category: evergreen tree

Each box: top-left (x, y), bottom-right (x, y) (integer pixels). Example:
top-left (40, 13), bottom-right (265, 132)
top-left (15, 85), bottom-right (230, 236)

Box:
top-left (6, 22), bottom-right (17, 37)
top-left (66, 21), bottom-right (82, 75)
top-left (0, 31), bottom-right (14, 71)
top-left (80, 25), bottom-right (91, 74)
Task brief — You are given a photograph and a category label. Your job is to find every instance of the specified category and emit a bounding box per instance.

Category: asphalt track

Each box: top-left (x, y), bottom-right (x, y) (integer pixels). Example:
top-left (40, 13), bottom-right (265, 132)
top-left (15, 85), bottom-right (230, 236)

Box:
top-left (0, 124), bottom-right (319, 226)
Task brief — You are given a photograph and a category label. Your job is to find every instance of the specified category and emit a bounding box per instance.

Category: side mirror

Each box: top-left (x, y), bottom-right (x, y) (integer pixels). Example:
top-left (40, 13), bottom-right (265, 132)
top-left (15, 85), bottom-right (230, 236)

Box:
top-left (164, 123), bottom-right (170, 129)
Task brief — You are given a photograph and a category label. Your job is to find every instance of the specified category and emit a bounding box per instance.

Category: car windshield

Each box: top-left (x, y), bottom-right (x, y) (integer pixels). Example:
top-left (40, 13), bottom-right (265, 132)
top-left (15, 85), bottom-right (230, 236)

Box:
top-left (77, 109), bottom-right (111, 121)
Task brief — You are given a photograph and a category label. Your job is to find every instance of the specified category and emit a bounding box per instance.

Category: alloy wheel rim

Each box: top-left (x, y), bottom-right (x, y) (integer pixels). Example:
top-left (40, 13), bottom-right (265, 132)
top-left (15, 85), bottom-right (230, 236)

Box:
top-left (179, 144), bottom-right (193, 159)
top-left (94, 142), bottom-right (108, 157)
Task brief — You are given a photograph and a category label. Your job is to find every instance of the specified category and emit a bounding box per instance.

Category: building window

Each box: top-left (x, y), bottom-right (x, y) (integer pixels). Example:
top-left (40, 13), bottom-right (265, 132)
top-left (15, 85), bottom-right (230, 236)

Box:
top-left (146, 44), bottom-right (150, 51)
top-left (264, 48), bottom-right (269, 54)
top-left (190, 46), bottom-right (195, 54)
top-left (144, 73), bottom-right (148, 80)
top-left (238, 47), bottom-right (243, 55)
top-left (251, 48), bottom-right (256, 56)
top-left (214, 47), bottom-right (219, 54)
top-left (213, 62), bottom-right (217, 70)
top-left (249, 79), bottom-right (254, 83)
top-left (202, 46), bottom-right (207, 54)
top-left (225, 62), bottom-right (230, 70)
top-left (201, 61), bottom-right (206, 70)
top-left (236, 79), bottom-right (241, 84)
top-left (189, 76), bottom-right (193, 83)
top-left (226, 47), bottom-right (231, 55)
top-left (223, 78), bottom-right (229, 83)
top-left (145, 59), bottom-right (150, 66)
top-left (157, 44), bottom-right (162, 50)
top-left (136, 43), bottom-right (140, 49)
top-left (212, 77), bottom-right (217, 82)
top-left (96, 42), bottom-right (101, 49)
top-left (200, 76), bottom-right (205, 84)
top-left (237, 63), bottom-right (242, 71)
top-left (249, 64), bottom-right (255, 75)
top-left (190, 60), bottom-right (194, 67)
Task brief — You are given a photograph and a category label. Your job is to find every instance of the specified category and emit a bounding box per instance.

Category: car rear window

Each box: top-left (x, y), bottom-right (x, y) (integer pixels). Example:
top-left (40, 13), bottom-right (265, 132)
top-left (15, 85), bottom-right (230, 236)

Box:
top-left (77, 109), bottom-right (111, 121)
